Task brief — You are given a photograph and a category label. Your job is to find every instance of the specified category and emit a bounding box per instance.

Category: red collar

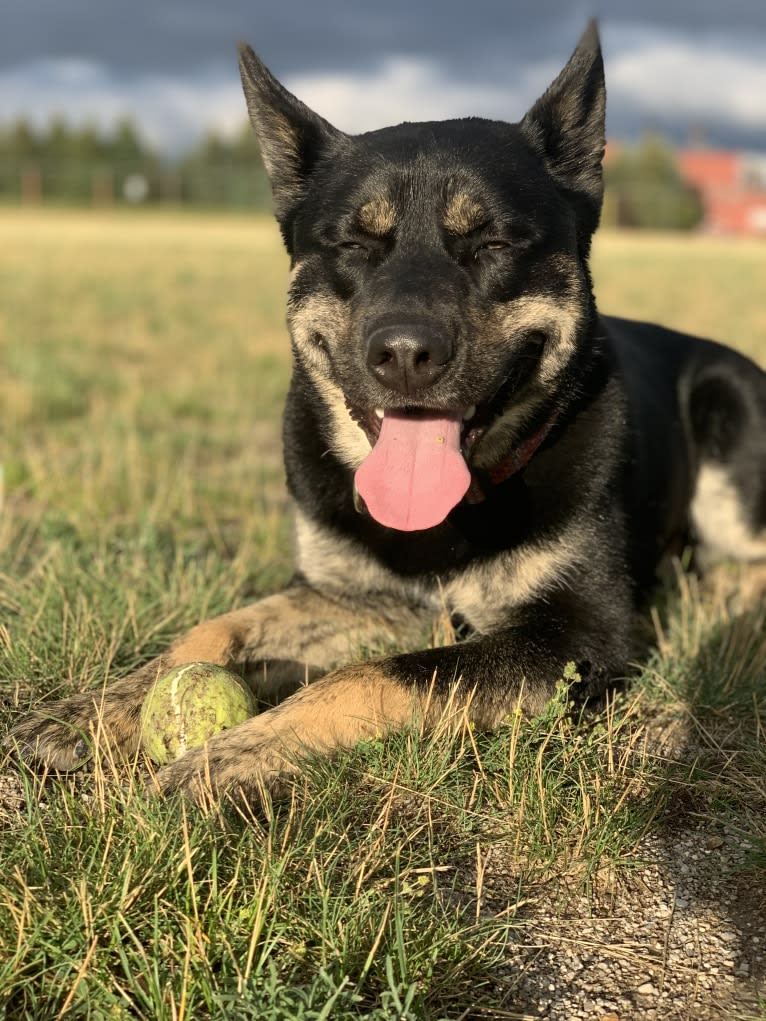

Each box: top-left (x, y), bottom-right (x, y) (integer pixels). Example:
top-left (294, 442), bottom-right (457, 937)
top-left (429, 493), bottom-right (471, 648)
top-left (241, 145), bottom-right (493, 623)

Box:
top-left (464, 411), bottom-right (559, 504)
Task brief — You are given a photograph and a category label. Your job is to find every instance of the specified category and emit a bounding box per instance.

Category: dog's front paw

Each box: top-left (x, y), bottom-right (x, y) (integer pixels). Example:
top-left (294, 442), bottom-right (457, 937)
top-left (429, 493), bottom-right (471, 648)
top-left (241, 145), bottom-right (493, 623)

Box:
top-left (4, 694), bottom-right (100, 771)
top-left (153, 725), bottom-right (295, 807)
top-left (4, 659), bottom-right (165, 772)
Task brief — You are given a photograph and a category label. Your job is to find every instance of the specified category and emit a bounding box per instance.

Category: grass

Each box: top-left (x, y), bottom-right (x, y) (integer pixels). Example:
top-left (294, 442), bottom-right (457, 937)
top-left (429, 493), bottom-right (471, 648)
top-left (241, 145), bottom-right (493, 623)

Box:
top-left (0, 209), bottom-right (765, 1019)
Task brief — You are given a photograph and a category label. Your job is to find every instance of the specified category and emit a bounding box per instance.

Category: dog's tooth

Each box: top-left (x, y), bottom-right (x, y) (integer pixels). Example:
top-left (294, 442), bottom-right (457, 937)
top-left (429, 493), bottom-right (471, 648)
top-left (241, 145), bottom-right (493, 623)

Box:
top-left (374, 408), bottom-right (384, 419)
top-left (352, 484), bottom-right (368, 516)
top-left (463, 405), bottom-right (477, 421)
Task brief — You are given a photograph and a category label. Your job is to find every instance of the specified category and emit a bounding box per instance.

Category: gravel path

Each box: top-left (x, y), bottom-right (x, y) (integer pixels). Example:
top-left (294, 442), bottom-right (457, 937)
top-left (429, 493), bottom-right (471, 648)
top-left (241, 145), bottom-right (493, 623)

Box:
top-left (478, 822), bottom-right (764, 1020)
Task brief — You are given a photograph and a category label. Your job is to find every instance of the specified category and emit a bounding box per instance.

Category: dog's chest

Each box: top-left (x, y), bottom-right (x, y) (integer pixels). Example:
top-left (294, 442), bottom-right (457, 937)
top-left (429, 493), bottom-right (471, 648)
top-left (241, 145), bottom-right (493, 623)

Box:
top-left (295, 508), bottom-right (587, 636)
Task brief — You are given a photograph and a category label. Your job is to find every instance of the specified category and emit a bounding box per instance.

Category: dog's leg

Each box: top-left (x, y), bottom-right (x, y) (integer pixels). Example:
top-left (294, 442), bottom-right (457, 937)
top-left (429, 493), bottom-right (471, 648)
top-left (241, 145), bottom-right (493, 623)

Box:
top-left (5, 585), bottom-right (430, 771)
top-left (156, 587), bottom-right (631, 803)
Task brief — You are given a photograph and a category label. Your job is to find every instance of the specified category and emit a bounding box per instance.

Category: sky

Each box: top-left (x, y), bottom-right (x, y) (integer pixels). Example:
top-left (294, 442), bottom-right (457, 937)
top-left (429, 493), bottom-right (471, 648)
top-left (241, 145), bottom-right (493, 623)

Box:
top-left (2, 0), bottom-right (766, 155)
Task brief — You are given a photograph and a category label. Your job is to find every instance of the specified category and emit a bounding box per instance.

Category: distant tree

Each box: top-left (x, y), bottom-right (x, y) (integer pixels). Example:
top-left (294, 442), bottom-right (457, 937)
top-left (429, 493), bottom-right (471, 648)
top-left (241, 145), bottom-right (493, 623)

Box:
top-left (44, 115), bottom-right (92, 199)
top-left (106, 117), bottom-right (161, 202)
top-left (604, 136), bottom-right (703, 230)
top-left (2, 119), bottom-right (42, 160)
top-left (229, 122), bottom-right (265, 165)
top-left (178, 124), bottom-right (271, 208)
top-left (73, 123), bottom-right (104, 164)
top-left (0, 120), bottom-right (43, 199)
top-left (110, 117), bottom-right (146, 163)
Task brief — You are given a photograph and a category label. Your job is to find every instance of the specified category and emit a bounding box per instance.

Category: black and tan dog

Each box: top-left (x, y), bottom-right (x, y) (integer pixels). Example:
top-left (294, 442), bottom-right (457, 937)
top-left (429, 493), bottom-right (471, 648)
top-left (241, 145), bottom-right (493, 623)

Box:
top-left (8, 24), bottom-right (766, 800)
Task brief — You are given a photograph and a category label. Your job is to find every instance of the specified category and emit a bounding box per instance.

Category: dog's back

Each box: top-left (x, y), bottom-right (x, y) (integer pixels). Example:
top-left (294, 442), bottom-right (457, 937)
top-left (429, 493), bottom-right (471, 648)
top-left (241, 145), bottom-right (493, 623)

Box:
top-left (606, 316), bottom-right (766, 587)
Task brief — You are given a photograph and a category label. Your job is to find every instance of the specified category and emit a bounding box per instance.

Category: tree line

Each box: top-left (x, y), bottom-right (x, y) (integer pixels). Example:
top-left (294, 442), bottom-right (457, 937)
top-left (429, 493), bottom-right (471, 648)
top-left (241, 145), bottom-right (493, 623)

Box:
top-left (0, 116), bottom-right (272, 208)
top-left (0, 116), bottom-right (702, 228)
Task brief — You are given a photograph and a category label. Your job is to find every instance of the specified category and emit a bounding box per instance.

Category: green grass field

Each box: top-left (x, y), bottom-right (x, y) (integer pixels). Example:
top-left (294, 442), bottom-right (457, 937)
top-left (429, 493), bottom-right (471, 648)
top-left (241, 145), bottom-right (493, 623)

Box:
top-left (0, 210), bottom-right (765, 1019)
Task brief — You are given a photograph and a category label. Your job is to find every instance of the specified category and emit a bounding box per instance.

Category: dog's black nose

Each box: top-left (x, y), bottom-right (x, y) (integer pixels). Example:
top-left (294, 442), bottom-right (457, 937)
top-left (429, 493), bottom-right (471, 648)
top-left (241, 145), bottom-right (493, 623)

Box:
top-left (366, 324), bottom-right (453, 395)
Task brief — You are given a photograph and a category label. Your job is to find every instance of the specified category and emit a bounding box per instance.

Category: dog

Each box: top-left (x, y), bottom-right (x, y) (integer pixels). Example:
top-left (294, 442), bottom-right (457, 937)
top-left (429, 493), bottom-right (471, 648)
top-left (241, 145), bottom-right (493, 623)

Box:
top-left (7, 23), bottom-right (766, 802)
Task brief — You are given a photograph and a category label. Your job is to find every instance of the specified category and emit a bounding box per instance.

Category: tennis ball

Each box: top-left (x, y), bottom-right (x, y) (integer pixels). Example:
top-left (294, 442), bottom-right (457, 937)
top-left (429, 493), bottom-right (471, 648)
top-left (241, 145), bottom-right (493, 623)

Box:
top-left (140, 662), bottom-right (256, 765)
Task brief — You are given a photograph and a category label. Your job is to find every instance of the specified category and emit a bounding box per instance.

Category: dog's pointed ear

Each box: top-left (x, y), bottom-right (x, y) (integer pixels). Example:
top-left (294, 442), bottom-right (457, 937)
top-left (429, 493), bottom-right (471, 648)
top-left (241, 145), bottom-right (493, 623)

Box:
top-left (520, 21), bottom-right (605, 237)
top-left (238, 44), bottom-right (346, 222)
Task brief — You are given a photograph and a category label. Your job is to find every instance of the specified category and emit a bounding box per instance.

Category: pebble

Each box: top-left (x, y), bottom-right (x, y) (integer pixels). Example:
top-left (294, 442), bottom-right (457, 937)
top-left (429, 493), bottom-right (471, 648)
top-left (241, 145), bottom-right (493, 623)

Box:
top-left (636, 981), bottom-right (658, 996)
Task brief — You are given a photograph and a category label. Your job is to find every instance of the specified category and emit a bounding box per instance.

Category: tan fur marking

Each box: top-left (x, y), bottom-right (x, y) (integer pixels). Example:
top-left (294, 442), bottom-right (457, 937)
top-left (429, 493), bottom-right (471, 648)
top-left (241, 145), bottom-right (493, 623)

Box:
top-left (7, 572), bottom-right (433, 774)
top-left (692, 465), bottom-right (766, 561)
top-left (358, 196), bottom-right (397, 236)
top-left (471, 292), bottom-right (583, 469)
top-left (287, 291), bottom-right (351, 362)
top-left (286, 290), bottom-right (371, 467)
top-left (317, 376), bottom-right (372, 467)
top-left (265, 665), bottom-right (416, 753)
top-left (300, 376), bottom-right (367, 467)
top-left (446, 523), bottom-right (591, 632)
top-left (288, 259), bottom-right (305, 287)
top-left (443, 192), bottom-right (484, 235)
top-left (154, 645), bottom-right (568, 800)
top-left (497, 294), bottom-right (581, 376)
top-left (170, 619), bottom-right (244, 667)
top-left (172, 583), bottom-right (432, 703)
top-left (166, 585), bottom-right (429, 702)
top-left (294, 508), bottom-right (438, 611)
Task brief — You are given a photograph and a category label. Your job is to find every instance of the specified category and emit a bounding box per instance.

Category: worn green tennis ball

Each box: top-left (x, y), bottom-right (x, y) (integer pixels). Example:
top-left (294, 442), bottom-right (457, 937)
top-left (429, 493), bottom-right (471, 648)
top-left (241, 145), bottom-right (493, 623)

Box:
top-left (140, 662), bottom-right (256, 765)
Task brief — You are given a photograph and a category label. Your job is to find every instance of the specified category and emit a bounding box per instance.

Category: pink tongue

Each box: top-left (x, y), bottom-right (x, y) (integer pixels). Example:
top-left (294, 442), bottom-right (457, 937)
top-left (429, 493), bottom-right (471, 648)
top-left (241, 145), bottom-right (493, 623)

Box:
top-left (354, 411), bottom-right (470, 531)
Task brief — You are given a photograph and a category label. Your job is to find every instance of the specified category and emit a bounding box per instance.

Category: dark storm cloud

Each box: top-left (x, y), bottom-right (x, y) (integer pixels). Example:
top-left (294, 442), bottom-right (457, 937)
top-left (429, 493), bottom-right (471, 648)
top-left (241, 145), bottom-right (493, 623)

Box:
top-left (3, 1), bottom-right (765, 153)
top-left (3, 0), bottom-right (766, 77)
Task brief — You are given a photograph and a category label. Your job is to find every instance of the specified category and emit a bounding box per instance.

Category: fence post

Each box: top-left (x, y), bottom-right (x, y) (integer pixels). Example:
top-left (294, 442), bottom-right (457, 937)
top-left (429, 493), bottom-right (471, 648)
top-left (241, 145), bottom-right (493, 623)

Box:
top-left (92, 167), bottom-right (114, 206)
top-left (20, 164), bottom-right (42, 204)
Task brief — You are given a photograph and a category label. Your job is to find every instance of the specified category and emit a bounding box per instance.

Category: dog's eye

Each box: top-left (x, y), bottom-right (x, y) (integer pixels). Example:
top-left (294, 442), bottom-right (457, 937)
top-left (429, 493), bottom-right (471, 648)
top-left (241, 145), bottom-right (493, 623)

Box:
top-left (338, 241), bottom-right (367, 253)
top-left (475, 240), bottom-right (510, 258)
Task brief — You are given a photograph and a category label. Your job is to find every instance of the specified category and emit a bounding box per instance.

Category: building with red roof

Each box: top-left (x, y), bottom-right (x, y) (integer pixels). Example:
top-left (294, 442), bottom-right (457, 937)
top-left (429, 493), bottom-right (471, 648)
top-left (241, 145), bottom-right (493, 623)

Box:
top-left (677, 149), bottom-right (766, 235)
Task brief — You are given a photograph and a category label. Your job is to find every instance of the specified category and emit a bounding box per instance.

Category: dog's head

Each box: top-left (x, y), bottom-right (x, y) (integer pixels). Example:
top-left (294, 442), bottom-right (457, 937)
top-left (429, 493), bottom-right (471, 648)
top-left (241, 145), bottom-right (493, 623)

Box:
top-left (239, 24), bottom-right (606, 531)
